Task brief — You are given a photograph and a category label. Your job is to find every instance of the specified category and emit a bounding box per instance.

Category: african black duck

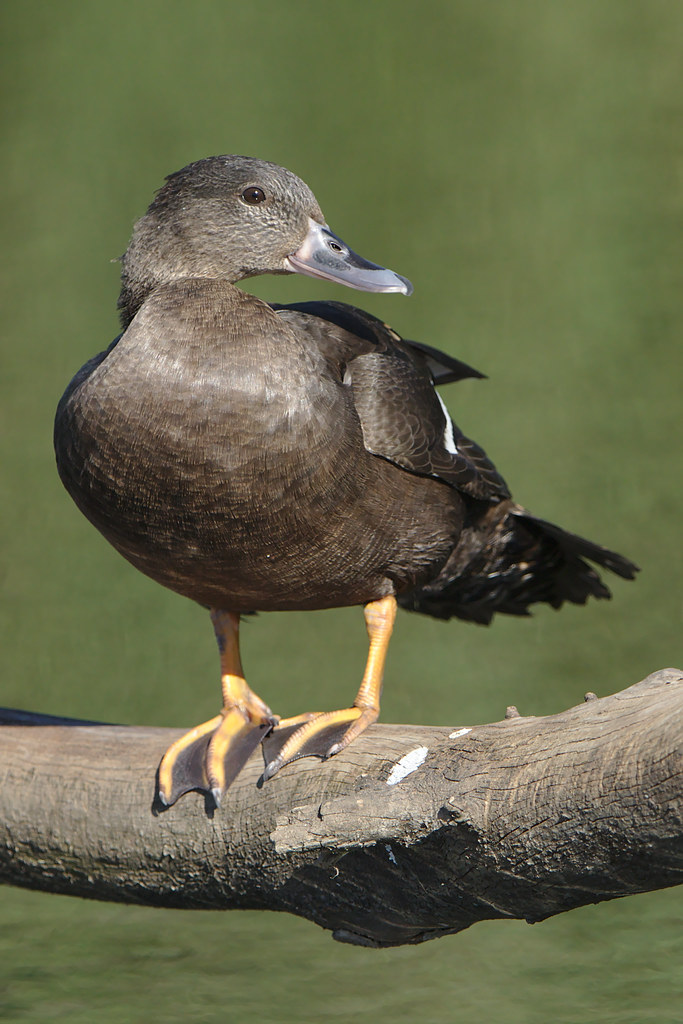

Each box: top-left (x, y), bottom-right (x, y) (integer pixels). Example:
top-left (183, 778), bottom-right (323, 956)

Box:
top-left (54, 156), bottom-right (637, 807)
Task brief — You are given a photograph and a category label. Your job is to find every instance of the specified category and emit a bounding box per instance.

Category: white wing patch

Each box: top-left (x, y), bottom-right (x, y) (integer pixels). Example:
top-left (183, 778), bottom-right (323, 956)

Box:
top-left (436, 392), bottom-right (458, 456)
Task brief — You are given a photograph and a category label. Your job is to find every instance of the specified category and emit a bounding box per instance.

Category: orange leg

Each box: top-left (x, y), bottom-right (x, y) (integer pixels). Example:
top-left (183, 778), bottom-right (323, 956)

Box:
top-left (157, 609), bottom-right (277, 807)
top-left (262, 595), bottom-right (397, 780)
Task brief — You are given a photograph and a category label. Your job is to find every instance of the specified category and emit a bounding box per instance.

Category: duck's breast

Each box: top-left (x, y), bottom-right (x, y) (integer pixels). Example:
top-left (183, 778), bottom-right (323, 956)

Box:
top-left (55, 280), bottom-right (463, 610)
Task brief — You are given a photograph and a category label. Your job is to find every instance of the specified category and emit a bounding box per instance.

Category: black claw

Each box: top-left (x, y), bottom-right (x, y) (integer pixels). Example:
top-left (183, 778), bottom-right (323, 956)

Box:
top-left (262, 757), bottom-right (282, 782)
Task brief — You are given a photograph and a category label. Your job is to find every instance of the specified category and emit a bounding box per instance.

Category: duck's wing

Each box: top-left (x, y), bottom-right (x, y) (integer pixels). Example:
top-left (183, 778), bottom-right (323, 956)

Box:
top-left (271, 300), bottom-right (510, 501)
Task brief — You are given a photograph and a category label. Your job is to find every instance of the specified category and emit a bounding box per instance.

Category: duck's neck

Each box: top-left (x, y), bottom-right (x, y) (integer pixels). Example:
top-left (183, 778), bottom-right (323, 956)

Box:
top-left (117, 274), bottom-right (153, 328)
top-left (117, 209), bottom-right (246, 329)
top-left (117, 217), bottom-right (174, 328)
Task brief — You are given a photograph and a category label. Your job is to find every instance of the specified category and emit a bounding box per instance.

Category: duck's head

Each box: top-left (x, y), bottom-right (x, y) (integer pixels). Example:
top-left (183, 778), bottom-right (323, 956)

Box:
top-left (118, 155), bottom-right (412, 326)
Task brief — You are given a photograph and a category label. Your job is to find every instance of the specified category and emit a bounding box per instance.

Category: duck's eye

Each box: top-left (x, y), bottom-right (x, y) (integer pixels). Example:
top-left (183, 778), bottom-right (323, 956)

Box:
top-left (241, 186), bottom-right (266, 205)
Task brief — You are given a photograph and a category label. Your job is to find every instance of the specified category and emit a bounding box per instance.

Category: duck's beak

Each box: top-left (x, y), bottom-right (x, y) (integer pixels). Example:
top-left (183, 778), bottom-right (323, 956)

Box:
top-left (285, 218), bottom-right (413, 295)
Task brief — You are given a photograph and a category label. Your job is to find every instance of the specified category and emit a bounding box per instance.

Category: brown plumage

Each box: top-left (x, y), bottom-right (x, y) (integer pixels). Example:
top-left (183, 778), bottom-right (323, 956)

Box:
top-left (54, 156), bottom-right (637, 807)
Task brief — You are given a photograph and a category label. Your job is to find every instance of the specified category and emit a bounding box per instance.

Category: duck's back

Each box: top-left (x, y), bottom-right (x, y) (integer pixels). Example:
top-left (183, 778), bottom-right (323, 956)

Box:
top-left (55, 280), bottom-right (465, 612)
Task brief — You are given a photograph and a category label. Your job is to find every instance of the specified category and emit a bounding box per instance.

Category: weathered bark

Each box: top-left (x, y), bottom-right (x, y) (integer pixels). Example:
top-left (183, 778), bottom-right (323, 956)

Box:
top-left (0, 668), bottom-right (681, 947)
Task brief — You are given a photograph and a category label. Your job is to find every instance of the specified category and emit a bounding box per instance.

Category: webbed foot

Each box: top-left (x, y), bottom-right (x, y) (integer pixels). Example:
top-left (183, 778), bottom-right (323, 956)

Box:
top-left (261, 594), bottom-right (397, 780)
top-left (156, 608), bottom-right (276, 807)
top-left (158, 706), bottom-right (277, 807)
top-left (262, 706), bottom-right (378, 780)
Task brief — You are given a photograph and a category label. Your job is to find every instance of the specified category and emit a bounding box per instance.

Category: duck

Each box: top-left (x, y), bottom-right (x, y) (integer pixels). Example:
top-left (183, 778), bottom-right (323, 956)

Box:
top-left (54, 155), bottom-right (638, 808)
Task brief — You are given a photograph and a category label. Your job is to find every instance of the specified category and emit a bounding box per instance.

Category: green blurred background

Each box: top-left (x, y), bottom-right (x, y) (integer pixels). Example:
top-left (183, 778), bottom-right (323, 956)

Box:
top-left (1, 1), bottom-right (681, 1021)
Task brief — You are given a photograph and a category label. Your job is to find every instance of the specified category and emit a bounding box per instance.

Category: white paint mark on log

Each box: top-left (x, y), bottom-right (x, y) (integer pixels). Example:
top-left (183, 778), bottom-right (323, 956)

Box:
top-left (449, 727), bottom-right (472, 739)
top-left (386, 745), bottom-right (429, 785)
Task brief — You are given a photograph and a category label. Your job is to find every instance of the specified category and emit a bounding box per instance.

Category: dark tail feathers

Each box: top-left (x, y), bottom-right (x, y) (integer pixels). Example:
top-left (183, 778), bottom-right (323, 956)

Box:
top-left (398, 503), bottom-right (638, 625)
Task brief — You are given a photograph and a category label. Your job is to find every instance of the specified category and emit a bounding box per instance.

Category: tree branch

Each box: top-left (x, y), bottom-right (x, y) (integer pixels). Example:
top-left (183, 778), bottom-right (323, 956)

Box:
top-left (0, 668), bottom-right (681, 947)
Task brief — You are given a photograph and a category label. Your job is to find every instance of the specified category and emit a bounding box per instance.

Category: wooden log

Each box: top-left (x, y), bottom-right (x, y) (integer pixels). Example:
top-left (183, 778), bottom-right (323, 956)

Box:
top-left (0, 668), bottom-right (681, 947)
